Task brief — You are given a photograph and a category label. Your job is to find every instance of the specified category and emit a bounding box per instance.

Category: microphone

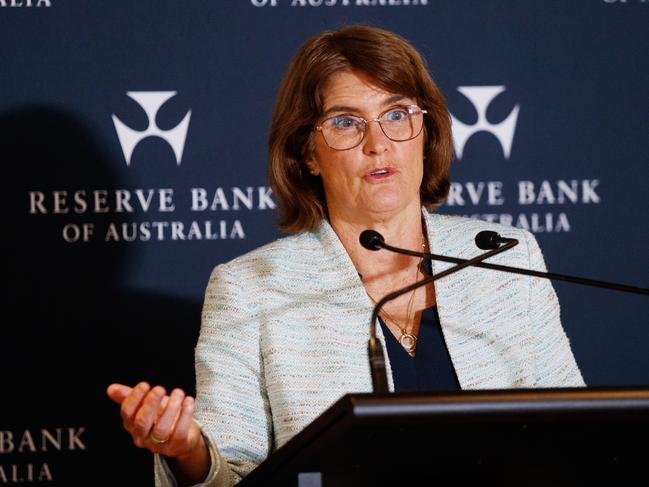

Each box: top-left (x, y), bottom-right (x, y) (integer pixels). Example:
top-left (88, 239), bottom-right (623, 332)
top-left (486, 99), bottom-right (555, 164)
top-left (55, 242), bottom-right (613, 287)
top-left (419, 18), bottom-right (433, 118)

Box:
top-left (361, 229), bottom-right (507, 251)
top-left (475, 230), bottom-right (517, 250)
top-left (362, 230), bottom-right (519, 393)
top-left (359, 230), bottom-right (649, 296)
top-left (360, 229), bottom-right (649, 393)
top-left (359, 229), bottom-right (383, 251)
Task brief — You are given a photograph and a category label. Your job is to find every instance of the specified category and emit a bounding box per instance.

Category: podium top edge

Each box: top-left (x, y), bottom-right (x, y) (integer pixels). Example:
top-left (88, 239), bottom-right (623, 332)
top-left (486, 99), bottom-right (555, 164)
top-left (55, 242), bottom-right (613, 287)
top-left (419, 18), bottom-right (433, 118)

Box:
top-left (343, 386), bottom-right (649, 416)
top-left (347, 386), bottom-right (649, 402)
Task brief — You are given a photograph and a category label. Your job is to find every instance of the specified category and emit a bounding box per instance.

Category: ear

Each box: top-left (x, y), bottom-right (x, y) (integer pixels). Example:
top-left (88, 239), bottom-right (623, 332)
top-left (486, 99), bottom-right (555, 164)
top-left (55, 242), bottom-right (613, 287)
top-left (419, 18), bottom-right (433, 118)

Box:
top-left (305, 155), bottom-right (320, 176)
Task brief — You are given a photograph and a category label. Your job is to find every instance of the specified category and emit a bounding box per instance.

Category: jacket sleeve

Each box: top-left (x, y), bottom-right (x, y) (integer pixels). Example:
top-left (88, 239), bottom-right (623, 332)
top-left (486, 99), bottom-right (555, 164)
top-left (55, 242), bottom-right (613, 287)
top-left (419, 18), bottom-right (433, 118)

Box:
top-left (523, 230), bottom-right (586, 387)
top-left (155, 263), bottom-right (273, 486)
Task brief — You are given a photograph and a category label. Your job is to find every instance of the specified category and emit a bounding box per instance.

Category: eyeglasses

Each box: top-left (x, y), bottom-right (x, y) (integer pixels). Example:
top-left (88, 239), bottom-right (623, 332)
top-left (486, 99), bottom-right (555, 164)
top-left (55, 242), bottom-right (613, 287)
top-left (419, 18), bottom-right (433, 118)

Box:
top-left (315, 105), bottom-right (427, 151)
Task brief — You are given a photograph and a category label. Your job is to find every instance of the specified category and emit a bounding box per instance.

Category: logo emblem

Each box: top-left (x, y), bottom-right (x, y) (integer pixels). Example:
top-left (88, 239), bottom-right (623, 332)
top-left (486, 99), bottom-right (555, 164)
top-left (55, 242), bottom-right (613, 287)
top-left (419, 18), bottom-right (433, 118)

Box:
top-left (112, 91), bottom-right (191, 166)
top-left (451, 86), bottom-right (519, 160)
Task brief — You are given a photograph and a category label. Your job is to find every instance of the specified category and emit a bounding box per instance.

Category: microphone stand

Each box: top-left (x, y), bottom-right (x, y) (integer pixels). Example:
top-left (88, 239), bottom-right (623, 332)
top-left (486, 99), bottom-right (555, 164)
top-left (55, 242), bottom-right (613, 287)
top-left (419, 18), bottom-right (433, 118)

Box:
top-left (368, 238), bottom-right (519, 394)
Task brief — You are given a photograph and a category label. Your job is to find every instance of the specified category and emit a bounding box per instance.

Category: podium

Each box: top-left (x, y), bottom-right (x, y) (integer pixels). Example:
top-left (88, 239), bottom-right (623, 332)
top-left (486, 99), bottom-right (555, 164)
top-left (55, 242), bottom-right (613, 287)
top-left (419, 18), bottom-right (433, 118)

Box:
top-left (238, 387), bottom-right (649, 487)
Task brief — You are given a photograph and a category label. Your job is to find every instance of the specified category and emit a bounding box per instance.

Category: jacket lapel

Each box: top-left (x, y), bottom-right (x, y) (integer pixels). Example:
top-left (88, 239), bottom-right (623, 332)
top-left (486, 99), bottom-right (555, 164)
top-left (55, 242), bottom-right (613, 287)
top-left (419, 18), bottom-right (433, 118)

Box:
top-left (424, 211), bottom-right (494, 389)
top-left (424, 211), bottom-right (536, 389)
top-left (315, 221), bottom-right (395, 391)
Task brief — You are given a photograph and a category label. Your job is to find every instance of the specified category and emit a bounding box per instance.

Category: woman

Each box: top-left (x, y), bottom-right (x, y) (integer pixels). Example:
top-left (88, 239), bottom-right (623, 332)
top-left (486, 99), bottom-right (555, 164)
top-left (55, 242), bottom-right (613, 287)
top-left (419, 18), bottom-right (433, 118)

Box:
top-left (107, 25), bottom-right (584, 486)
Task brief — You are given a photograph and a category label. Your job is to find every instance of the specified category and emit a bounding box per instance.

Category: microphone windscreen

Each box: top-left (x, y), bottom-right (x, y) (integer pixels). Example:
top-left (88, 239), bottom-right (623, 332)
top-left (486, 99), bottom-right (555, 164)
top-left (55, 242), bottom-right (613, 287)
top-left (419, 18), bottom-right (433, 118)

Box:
top-left (475, 230), bottom-right (502, 250)
top-left (359, 230), bottom-right (384, 251)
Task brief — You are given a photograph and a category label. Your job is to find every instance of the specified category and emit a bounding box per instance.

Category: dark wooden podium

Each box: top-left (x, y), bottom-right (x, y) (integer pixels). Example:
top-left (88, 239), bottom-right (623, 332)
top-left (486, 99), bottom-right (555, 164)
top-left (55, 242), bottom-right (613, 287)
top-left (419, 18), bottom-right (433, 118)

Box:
top-left (238, 387), bottom-right (649, 487)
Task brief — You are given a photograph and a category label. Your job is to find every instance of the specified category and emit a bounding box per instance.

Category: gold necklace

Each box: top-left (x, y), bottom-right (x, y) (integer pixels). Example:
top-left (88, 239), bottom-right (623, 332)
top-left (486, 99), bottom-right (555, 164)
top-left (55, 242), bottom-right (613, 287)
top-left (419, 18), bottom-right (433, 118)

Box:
top-left (365, 234), bottom-right (428, 357)
top-left (372, 272), bottom-right (419, 356)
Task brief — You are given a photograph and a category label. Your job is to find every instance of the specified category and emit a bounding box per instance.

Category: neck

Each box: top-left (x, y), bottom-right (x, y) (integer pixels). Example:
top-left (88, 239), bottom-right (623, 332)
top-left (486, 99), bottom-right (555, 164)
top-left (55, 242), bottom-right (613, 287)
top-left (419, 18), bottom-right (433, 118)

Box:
top-left (328, 202), bottom-right (426, 284)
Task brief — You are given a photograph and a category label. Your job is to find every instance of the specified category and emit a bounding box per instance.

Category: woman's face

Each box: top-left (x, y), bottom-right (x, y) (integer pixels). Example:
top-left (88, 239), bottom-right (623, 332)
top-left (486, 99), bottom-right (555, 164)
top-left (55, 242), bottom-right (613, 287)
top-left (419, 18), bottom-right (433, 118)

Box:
top-left (307, 70), bottom-right (425, 224)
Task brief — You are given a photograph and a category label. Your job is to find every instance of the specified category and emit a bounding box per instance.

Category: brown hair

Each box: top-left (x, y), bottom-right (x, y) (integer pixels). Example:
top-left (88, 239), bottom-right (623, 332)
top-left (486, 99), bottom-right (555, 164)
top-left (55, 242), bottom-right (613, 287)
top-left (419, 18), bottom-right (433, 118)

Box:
top-left (268, 25), bottom-right (453, 233)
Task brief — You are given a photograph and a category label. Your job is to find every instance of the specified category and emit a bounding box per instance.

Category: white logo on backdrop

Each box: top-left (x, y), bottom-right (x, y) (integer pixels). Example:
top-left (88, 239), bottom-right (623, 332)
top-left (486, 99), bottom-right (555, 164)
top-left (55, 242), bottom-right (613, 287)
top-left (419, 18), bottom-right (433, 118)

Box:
top-left (0, 0), bottom-right (52, 6)
top-left (451, 86), bottom-right (519, 160)
top-left (112, 91), bottom-right (191, 166)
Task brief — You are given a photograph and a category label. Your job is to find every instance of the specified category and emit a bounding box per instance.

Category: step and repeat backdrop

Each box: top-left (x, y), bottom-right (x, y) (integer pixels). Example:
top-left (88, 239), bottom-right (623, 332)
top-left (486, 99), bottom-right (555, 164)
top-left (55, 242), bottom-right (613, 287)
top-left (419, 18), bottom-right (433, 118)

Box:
top-left (2, 1), bottom-right (648, 485)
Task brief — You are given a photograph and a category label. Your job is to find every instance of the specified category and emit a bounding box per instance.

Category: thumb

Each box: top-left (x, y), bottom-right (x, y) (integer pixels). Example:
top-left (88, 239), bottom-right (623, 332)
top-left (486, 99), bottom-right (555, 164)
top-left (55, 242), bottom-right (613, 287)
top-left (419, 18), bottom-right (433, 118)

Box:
top-left (106, 383), bottom-right (133, 404)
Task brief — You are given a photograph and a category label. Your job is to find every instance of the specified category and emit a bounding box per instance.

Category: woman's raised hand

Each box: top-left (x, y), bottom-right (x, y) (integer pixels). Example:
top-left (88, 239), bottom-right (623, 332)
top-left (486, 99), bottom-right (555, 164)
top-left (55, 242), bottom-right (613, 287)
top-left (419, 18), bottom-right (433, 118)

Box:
top-left (107, 382), bottom-right (211, 484)
top-left (106, 382), bottom-right (203, 458)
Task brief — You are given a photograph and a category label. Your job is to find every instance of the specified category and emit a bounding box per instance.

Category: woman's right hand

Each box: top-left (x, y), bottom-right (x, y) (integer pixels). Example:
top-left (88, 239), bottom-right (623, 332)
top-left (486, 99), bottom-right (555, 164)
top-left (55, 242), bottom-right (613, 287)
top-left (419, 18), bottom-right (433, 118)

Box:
top-left (106, 382), bottom-right (206, 464)
top-left (107, 382), bottom-right (211, 484)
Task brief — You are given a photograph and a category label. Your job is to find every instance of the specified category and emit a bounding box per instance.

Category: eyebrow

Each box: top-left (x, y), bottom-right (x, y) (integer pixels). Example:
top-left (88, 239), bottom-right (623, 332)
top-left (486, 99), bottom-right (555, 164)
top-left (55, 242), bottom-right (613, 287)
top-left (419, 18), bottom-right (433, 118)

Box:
top-left (321, 95), bottom-right (408, 118)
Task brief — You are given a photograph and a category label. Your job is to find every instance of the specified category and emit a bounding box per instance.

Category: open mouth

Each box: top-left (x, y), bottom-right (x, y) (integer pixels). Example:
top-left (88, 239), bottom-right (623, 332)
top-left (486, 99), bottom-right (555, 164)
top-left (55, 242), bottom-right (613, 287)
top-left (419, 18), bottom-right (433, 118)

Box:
top-left (366, 166), bottom-right (396, 178)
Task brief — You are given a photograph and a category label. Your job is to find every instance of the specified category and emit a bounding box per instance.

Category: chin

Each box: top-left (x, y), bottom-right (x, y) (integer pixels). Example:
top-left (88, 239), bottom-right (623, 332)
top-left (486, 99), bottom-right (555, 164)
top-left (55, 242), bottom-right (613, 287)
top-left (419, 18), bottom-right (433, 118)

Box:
top-left (365, 196), bottom-right (415, 217)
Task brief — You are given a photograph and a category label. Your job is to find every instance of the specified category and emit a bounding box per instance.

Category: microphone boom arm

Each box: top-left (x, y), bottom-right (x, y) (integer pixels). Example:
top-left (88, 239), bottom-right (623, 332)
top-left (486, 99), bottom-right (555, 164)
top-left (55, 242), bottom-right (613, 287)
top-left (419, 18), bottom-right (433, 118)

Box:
top-left (364, 228), bottom-right (648, 394)
top-left (378, 241), bottom-right (649, 296)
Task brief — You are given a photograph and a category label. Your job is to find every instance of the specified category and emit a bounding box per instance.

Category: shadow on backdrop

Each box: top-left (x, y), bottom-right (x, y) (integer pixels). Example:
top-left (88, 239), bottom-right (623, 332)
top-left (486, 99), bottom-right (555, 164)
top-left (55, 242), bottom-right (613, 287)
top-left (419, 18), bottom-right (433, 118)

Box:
top-left (2, 107), bottom-right (200, 486)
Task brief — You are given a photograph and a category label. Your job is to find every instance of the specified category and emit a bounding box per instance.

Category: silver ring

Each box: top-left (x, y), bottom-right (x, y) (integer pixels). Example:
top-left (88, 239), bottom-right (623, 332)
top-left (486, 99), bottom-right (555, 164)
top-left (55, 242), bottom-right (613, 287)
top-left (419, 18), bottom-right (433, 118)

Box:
top-left (150, 433), bottom-right (168, 445)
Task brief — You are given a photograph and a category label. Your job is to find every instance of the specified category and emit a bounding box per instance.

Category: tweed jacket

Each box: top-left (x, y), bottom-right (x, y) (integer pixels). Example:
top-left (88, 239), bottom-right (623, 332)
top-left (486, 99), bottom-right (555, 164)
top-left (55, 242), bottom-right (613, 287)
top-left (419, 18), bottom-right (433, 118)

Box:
top-left (155, 211), bottom-right (584, 486)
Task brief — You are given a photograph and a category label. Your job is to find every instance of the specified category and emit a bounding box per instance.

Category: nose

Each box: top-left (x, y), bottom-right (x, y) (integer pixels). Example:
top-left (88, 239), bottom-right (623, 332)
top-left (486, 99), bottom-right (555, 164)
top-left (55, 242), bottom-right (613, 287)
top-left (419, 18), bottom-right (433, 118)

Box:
top-left (362, 119), bottom-right (389, 156)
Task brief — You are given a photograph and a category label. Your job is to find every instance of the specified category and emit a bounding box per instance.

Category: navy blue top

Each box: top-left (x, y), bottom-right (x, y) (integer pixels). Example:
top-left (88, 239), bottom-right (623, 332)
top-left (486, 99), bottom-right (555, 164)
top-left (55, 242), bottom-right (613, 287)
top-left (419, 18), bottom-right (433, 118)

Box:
top-left (378, 306), bottom-right (460, 392)
top-left (377, 259), bottom-right (461, 392)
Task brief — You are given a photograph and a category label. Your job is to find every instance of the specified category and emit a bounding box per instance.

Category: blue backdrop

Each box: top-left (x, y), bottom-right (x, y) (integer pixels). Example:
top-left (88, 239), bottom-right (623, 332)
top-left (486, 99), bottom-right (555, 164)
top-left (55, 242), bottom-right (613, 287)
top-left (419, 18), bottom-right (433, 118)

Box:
top-left (2, 1), bottom-right (648, 485)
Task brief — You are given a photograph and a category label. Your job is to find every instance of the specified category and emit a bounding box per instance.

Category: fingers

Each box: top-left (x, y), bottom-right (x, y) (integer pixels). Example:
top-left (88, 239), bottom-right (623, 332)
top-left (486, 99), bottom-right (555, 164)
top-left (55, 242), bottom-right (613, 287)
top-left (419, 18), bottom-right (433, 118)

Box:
top-left (106, 383), bottom-right (133, 404)
top-left (120, 382), bottom-right (151, 423)
top-left (170, 396), bottom-right (195, 444)
top-left (150, 388), bottom-right (185, 442)
top-left (131, 386), bottom-right (166, 440)
top-left (154, 396), bottom-right (197, 458)
top-left (109, 381), bottom-right (198, 457)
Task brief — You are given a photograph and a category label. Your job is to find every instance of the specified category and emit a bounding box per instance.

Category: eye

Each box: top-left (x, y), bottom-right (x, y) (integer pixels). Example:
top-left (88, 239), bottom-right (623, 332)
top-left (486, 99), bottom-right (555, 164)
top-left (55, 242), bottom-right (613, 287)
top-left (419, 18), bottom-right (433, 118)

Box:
top-left (383, 108), bottom-right (410, 122)
top-left (327, 115), bottom-right (362, 130)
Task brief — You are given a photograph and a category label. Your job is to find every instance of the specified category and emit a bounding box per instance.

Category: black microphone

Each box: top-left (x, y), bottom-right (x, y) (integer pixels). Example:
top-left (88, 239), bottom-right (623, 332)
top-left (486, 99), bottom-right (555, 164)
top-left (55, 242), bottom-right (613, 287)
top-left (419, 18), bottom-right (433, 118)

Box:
top-left (358, 229), bottom-right (517, 251)
top-left (475, 230), bottom-right (517, 250)
top-left (360, 229), bottom-right (649, 393)
top-left (359, 229), bottom-right (384, 251)
top-left (362, 230), bottom-right (519, 393)
top-left (360, 229), bottom-right (649, 296)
